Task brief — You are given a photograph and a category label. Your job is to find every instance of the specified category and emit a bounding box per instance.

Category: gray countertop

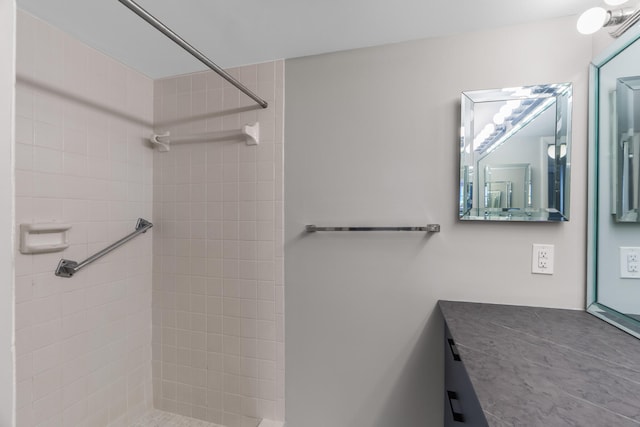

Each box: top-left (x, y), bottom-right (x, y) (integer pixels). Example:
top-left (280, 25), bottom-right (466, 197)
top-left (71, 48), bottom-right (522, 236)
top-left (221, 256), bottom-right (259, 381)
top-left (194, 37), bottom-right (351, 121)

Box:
top-left (439, 300), bottom-right (640, 427)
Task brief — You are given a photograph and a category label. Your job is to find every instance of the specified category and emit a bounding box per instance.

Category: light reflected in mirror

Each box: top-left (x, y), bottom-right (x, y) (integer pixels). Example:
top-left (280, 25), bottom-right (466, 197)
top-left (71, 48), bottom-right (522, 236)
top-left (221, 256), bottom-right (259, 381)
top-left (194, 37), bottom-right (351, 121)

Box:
top-left (483, 164), bottom-right (531, 210)
top-left (588, 28), bottom-right (640, 339)
top-left (459, 83), bottom-right (572, 221)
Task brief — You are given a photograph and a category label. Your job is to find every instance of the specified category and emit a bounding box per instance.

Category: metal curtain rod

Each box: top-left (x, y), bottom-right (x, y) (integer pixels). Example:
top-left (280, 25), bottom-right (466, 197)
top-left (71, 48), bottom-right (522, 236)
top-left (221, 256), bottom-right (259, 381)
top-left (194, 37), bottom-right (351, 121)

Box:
top-left (55, 218), bottom-right (153, 278)
top-left (305, 224), bottom-right (441, 233)
top-left (118, 0), bottom-right (268, 109)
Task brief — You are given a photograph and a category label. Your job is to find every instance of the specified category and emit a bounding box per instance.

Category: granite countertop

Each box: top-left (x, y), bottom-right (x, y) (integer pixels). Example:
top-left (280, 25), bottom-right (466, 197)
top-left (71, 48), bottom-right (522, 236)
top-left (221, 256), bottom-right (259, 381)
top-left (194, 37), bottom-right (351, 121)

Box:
top-left (439, 300), bottom-right (640, 427)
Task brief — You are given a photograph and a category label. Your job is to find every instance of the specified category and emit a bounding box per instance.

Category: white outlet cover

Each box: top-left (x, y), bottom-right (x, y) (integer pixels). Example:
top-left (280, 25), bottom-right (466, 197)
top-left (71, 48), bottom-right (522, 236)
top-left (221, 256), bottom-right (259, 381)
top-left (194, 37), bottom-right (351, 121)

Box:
top-left (620, 247), bottom-right (640, 278)
top-left (532, 244), bottom-right (554, 275)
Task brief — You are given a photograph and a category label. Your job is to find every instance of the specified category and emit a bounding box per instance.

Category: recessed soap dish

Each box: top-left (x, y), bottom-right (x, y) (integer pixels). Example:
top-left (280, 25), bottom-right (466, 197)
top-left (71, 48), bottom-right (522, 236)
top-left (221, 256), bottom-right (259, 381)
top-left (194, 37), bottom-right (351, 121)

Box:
top-left (19, 223), bottom-right (72, 254)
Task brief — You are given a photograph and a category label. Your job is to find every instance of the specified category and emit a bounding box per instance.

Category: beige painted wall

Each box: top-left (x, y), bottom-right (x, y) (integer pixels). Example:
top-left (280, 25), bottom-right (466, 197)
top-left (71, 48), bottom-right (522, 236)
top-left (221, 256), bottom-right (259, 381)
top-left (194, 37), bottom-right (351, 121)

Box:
top-left (284, 16), bottom-right (592, 427)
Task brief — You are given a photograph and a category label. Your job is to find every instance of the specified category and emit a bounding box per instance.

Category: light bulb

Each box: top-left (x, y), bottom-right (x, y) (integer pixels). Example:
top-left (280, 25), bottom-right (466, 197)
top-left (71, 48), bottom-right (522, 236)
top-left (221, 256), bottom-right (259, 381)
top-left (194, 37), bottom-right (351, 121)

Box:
top-left (493, 113), bottom-right (505, 125)
top-left (483, 123), bottom-right (495, 134)
top-left (499, 105), bottom-right (513, 116)
top-left (577, 7), bottom-right (608, 35)
top-left (514, 88), bottom-right (532, 97)
top-left (547, 144), bottom-right (567, 159)
top-left (604, 0), bottom-right (628, 5)
top-left (506, 99), bottom-right (521, 109)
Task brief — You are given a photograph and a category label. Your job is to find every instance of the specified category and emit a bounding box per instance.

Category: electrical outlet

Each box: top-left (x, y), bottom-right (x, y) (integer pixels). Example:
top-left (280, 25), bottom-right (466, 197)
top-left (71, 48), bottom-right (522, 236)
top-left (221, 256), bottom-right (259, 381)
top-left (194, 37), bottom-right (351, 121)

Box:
top-left (532, 244), bottom-right (554, 275)
top-left (538, 257), bottom-right (548, 269)
top-left (538, 247), bottom-right (550, 259)
top-left (620, 247), bottom-right (640, 278)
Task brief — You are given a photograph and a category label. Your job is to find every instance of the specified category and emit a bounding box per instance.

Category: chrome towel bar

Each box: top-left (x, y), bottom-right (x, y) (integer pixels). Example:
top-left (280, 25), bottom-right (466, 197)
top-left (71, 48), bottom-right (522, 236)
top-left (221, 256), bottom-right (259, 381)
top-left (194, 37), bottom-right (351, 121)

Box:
top-left (305, 224), bottom-right (440, 233)
top-left (55, 218), bottom-right (153, 278)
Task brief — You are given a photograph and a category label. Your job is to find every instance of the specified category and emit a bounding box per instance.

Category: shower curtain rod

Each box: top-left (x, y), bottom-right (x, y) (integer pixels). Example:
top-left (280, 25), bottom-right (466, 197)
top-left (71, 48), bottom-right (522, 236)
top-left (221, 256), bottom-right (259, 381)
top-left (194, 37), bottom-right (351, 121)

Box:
top-left (118, 0), bottom-right (268, 109)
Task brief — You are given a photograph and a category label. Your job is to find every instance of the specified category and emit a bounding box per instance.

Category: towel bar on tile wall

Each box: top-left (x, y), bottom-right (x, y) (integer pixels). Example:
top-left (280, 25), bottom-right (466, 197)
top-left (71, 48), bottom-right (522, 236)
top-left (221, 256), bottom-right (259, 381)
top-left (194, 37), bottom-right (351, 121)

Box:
top-left (150, 123), bottom-right (259, 152)
top-left (55, 218), bottom-right (153, 278)
top-left (305, 224), bottom-right (441, 233)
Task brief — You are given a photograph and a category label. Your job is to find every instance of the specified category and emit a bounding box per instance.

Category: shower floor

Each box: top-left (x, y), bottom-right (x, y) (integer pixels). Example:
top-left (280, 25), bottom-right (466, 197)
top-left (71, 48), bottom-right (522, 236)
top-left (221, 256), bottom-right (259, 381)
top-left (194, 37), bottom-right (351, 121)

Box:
top-left (130, 410), bottom-right (225, 427)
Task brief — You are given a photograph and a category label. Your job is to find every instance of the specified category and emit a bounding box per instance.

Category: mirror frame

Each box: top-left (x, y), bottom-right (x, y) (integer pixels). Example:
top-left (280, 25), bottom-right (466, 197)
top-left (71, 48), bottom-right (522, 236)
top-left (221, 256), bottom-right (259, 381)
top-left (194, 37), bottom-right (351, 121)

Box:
top-left (459, 83), bottom-right (573, 222)
top-left (587, 27), bottom-right (640, 339)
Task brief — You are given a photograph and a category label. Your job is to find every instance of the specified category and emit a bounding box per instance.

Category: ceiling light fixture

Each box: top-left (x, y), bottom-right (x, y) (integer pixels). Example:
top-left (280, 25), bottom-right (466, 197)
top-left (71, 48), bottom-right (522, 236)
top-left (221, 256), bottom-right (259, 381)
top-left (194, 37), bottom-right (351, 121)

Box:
top-left (577, 3), bottom-right (640, 37)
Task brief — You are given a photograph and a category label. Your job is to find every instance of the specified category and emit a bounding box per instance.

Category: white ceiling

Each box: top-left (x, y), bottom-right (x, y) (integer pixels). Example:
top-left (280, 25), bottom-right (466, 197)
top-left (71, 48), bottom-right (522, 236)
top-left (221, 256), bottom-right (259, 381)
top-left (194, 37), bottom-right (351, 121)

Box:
top-left (17, 0), bottom-right (601, 79)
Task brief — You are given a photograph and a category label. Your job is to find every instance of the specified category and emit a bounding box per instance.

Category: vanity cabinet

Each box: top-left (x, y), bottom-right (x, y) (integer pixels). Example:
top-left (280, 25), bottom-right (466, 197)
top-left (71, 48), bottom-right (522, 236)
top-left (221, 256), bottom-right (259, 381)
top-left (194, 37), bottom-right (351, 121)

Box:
top-left (440, 300), bottom-right (640, 426)
top-left (444, 324), bottom-right (488, 427)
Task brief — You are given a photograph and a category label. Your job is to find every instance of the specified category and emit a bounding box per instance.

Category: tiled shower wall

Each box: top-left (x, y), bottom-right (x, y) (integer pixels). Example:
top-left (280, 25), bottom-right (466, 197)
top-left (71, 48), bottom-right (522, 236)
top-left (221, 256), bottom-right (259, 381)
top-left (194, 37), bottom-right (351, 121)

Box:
top-left (14, 11), bottom-right (154, 426)
top-left (151, 63), bottom-right (284, 427)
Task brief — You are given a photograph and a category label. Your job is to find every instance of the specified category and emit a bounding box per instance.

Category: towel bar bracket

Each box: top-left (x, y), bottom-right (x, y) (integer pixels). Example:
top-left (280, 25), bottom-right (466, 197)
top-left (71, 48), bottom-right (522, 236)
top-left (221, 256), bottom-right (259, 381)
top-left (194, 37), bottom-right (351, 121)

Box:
top-left (134, 218), bottom-right (153, 231)
top-left (55, 259), bottom-right (79, 278)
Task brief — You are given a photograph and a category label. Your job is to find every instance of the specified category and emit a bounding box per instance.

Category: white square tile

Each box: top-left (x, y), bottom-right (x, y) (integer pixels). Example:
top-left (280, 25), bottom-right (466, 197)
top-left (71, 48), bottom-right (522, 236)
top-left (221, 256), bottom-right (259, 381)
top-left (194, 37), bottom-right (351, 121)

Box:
top-left (15, 116), bottom-right (34, 145)
top-left (15, 143), bottom-right (33, 171)
top-left (32, 366), bottom-right (62, 401)
top-left (33, 121), bottom-right (63, 150)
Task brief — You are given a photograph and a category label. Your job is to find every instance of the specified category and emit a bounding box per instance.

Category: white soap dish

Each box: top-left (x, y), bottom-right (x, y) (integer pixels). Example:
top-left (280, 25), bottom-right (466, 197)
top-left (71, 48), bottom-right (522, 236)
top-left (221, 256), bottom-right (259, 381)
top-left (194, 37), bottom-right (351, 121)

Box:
top-left (19, 223), bottom-right (71, 254)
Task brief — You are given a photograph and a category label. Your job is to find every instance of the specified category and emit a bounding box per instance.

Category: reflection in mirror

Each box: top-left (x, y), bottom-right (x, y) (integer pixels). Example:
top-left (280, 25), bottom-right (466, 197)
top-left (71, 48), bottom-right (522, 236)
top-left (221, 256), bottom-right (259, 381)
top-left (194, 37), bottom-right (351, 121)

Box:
top-left (616, 76), bottom-right (640, 222)
top-left (588, 28), bottom-right (640, 339)
top-left (459, 83), bottom-right (572, 221)
top-left (483, 164), bottom-right (531, 210)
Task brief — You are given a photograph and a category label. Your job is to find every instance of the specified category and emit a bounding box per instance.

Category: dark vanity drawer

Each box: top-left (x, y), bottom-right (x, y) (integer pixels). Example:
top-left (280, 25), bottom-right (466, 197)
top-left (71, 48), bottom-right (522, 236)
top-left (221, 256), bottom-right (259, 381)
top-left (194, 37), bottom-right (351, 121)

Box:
top-left (444, 324), bottom-right (488, 427)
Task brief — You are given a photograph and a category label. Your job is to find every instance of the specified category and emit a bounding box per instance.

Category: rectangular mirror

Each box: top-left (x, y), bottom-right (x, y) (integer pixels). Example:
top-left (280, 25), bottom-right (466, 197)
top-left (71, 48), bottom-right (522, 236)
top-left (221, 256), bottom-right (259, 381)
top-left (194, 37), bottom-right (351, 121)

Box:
top-left (588, 28), bottom-right (640, 339)
top-left (459, 83), bottom-right (572, 221)
top-left (615, 75), bottom-right (640, 222)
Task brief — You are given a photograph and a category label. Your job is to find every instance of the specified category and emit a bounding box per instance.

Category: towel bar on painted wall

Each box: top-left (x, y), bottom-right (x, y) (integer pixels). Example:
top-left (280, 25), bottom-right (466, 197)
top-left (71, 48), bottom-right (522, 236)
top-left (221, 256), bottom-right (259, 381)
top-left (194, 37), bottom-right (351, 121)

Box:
top-left (305, 224), bottom-right (441, 233)
top-left (55, 218), bottom-right (153, 278)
